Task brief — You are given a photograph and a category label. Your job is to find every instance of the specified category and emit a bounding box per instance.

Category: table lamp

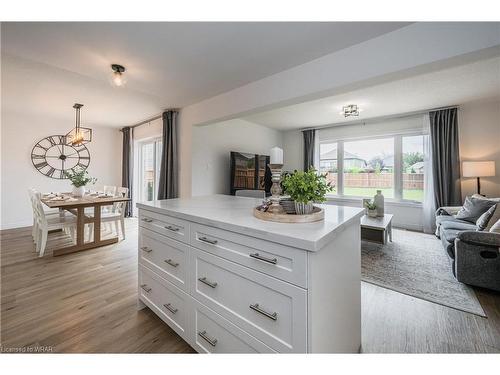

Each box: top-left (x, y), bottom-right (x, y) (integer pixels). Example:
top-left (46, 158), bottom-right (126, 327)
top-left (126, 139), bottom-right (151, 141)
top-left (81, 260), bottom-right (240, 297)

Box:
top-left (462, 161), bottom-right (496, 195)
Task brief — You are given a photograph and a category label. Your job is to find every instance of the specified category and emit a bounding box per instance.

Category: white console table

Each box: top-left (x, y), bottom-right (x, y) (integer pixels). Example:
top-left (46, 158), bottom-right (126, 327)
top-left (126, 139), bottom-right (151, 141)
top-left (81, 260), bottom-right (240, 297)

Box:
top-left (136, 195), bottom-right (364, 353)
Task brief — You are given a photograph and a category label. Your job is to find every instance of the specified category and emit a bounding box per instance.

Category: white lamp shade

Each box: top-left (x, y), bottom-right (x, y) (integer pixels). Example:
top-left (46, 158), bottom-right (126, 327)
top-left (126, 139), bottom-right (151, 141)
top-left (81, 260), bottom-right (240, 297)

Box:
top-left (462, 161), bottom-right (496, 177)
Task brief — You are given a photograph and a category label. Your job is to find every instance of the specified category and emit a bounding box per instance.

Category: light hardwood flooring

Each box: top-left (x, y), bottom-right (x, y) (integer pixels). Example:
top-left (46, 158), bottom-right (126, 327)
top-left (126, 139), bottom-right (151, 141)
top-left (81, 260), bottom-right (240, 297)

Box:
top-left (1, 219), bottom-right (499, 353)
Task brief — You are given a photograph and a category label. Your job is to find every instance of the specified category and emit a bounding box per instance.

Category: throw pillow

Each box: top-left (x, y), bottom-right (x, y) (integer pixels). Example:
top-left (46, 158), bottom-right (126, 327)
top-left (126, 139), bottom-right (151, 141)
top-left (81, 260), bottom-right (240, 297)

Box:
top-left (472, 194), bottom-right (500, 203)
top-left (455, 196), bottom-right (497, 223)
top-left (476, 204), bottom-right (497, 231)
top-left (489, 219), bottom-right (500, 234)
top-left (485, 203), bottom-right (500, 231)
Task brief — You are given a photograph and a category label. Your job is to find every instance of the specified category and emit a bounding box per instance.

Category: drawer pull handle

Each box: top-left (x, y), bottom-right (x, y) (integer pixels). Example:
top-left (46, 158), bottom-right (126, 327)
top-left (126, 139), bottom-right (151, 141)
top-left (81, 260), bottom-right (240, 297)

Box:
top-left (249, 253), bottom-right (278, 265)
top-left (198, 277), bottom-right (218, 288)
top-left (140, 284), bottom-right (152, 293)
top-left (198, 330), bottom-right (217, 347)
top-left (142, 217), bottom-right (153, 223)
top-left (164, 258), bottom-right (179, 268)
top-left (163, 303), bottom-right (178, 314)
top-left (140, 246), bottom-right (153, 253)
top-left (249, 303), bottom-right (278, 321)
top-left (199, 236), bottom-right (218, 245)
top-left (165, 225), bottom-right (180, 232)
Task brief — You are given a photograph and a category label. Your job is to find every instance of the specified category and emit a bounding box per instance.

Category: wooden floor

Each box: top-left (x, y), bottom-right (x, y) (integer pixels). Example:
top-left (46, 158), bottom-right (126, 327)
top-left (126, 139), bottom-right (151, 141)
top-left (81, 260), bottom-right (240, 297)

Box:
top-left (1, 219), bottom-right (499, 353)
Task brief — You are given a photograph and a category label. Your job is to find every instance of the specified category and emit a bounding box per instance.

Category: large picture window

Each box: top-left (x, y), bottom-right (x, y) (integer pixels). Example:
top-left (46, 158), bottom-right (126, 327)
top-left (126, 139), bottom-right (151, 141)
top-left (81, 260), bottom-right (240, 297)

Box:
top-left (320, 133), bottom-right (424, 202)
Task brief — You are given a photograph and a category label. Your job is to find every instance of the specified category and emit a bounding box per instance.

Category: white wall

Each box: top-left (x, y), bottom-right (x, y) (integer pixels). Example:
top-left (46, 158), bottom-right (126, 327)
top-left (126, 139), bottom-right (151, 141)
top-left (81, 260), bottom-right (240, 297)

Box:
top-left (459, 99), bottom-right (500, 198)
top-left (1, 110), bottom-right (122, 229)
top-left (191, 119), bottom-right (283, 196)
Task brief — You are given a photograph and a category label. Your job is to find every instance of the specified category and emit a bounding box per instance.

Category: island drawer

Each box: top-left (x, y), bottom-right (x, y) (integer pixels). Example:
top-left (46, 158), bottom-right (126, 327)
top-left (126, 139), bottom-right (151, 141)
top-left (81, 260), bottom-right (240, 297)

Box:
top-left (190, 299), bottom-right (275, 353)
top-left (190, 249), bottom-right (307, 353)
top-left (139, 228), bottom-right (189, 292)
top-left (139, 209), bottom-right (189, 244)
top-left (190, 222), bottom-right (307, 288)
top-left (139, 264), bottom-right (190, 341)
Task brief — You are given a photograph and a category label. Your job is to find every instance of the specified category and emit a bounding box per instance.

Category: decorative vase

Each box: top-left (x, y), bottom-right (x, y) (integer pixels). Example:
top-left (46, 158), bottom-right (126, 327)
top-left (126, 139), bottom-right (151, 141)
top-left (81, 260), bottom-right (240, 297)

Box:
top-left (374, 190), bottom-right (385, 217)
top-left (295, 201), bottom-right (314, 215)
top-left (368, 209), bottom-right (378, 218)
top-left (72, 186), bottom-right (85, 197)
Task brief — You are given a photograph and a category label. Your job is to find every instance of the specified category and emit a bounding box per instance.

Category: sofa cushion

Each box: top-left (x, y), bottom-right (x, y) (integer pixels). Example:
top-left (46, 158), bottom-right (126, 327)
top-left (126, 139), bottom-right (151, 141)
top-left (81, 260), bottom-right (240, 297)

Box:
top-left (490, 219), bottom-right (500, 234)
top-left (440, 220), bottom-right (477, 231)
top-left (455, 196), bottom-right (497, 223)
top-left (486, 204), bottom-right (500, 231)
top-left (436, 215), bottom-right (463, 225)
top-left (476, 204), bottom-right (498, 231)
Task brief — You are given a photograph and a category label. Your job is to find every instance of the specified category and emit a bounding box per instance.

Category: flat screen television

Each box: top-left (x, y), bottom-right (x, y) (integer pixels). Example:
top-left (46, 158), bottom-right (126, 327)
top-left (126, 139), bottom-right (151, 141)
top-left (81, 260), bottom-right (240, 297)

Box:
top-left (230, 151), bottom-right (271, 196)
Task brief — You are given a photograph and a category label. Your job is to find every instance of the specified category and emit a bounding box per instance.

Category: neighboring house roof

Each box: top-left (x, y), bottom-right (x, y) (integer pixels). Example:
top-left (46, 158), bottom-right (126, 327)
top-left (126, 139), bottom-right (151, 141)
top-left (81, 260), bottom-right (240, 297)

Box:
top-left (382, 155), bottom-right (394, 167)
top-left (409, 161), bottom-right (424, 170)
top-left (320, 148), bottom-right (364, 161)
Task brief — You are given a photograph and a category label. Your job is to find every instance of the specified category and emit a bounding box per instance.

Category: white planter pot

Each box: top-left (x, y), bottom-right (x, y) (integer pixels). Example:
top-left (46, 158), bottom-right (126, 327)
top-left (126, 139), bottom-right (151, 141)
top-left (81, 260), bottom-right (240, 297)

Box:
top-left (72, 186), bottom-right (86, 197)
top-left (295, 201), bottom-right (314, 215)
top-left (367, 209), bottom-right (378, 218)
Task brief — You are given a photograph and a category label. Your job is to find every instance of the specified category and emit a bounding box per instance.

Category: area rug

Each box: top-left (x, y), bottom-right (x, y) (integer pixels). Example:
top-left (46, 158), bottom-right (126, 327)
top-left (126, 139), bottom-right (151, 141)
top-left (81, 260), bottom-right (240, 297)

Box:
top-left (361, 229), bottom-right (486, 317)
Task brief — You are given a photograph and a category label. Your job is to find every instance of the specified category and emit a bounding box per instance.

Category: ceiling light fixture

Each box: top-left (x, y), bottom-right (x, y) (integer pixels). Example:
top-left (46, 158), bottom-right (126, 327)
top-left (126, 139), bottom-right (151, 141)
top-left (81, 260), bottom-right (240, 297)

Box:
top-left (111, 64), bottom-right (127, 87)
top-left (341, 104), bottom-right (360, 117)
top-left (65, 103), bottom-right (92, 146)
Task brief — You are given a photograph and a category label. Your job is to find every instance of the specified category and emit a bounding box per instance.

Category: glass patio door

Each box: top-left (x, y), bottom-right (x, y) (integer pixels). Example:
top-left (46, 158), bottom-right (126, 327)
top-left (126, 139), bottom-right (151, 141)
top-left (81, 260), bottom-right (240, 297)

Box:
top-left (139, 138), bottom-right (162, 202)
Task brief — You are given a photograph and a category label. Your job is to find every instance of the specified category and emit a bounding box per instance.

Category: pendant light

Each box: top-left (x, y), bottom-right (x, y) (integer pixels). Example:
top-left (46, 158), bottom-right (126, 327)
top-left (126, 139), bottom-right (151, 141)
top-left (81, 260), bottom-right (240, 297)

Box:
top-left (111, 64), bottom-right (127, 87)
top-left (65, 103), bottom-right (92, 146)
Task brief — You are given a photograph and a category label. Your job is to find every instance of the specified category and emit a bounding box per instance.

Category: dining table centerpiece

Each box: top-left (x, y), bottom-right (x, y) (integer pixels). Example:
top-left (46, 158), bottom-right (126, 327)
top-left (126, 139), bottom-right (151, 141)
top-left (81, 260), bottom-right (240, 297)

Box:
top-left (65, 168), bottom-right (97, 197)
top-left (281, 168), bottom-right (333, 215)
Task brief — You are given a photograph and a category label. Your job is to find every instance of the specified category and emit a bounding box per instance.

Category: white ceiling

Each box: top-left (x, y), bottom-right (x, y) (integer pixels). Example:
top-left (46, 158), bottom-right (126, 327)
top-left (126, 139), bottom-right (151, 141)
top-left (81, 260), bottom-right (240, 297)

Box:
top-left (244, 56), bottom-right (500, 130)
top-left (1, 22), bottom-right (409, 127)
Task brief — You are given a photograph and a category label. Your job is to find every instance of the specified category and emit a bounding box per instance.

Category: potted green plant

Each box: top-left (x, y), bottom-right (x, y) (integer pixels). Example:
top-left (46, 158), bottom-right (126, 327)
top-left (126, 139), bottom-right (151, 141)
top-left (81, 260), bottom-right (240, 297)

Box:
top-left (364, 200), bottom-right (378, 218)
top-left (281, 168), bottom-right (333, 215)
top-left (64, 168), bottom-right (97, 197)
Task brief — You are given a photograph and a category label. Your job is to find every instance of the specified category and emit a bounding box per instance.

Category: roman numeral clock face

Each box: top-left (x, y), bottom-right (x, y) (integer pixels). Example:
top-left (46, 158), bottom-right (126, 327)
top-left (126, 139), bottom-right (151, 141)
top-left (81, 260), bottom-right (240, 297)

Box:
top-left (31, 135), bottom-right (91, 179)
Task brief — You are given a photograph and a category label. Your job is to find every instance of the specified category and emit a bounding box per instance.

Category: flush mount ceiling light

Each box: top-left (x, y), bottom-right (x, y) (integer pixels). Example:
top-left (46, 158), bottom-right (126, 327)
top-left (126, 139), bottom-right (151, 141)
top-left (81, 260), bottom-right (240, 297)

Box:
top-left (111, 64), bottom-right (127, 87)
top-left (65, 103), bottom-right (92, 146)
top-left (341, 104), bottom-right (360, 118)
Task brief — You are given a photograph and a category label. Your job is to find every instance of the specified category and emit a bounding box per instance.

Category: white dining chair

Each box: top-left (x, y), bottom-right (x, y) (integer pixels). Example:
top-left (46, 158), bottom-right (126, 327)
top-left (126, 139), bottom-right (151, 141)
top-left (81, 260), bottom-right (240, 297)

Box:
top-left (87, 198), bottom-right (127, 241)
top-left (28, 189), bottom-right (64, 243)
top-left (31, 191), bottom-right (77, 257)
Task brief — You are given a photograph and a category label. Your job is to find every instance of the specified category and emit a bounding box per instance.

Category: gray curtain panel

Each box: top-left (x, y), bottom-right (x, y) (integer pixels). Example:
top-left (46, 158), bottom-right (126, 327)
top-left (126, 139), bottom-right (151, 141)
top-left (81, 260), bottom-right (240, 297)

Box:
top-left (121, 126), bottom-right (133, 217)
top-left (158, 110), bottom-right (179, 200)
top-left (430, 108), bottom-right (462, 208)
top-left (303, 129), bottom-right (316, 171)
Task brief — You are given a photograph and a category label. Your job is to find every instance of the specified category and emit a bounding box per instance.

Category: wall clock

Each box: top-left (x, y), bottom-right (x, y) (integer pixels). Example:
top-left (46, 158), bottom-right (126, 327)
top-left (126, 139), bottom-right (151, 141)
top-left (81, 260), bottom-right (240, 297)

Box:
top-left (31, 135), bottom-right (91, 179)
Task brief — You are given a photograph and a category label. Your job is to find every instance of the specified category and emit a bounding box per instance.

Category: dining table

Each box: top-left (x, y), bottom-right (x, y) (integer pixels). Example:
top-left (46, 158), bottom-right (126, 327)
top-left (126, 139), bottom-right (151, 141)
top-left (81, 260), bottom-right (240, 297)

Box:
top-left (41, 193), bottom-right (130, 256)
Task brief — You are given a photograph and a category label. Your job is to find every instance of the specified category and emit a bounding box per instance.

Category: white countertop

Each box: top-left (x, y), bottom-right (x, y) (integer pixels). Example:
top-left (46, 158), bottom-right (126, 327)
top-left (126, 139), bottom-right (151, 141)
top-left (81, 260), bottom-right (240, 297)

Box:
top-left (137, 195), bottom-right (364, 251)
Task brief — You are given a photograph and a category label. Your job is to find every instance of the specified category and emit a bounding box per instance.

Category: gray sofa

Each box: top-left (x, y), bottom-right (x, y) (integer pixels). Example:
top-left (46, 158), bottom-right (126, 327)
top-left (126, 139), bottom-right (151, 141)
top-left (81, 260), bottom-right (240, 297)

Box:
top-left (435, 200), bottom-right (500, 292)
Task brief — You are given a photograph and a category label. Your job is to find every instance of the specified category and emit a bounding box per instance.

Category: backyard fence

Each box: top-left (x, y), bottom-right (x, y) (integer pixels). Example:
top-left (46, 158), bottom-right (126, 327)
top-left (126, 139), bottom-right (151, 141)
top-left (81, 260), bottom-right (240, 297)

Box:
top-left (326, 173), bottom-right (423, 190)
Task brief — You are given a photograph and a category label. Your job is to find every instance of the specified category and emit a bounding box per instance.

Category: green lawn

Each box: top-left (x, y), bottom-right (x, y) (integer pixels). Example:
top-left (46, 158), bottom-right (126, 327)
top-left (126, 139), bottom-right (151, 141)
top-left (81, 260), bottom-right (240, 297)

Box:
top-left (334, 187), bottom-right (423, 202)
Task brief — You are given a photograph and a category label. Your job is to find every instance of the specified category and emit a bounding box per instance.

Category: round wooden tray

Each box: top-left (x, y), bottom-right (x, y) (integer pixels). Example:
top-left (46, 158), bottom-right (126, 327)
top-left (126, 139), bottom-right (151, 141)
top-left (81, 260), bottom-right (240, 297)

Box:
top-left (253, 206), bottom-right (324, 223)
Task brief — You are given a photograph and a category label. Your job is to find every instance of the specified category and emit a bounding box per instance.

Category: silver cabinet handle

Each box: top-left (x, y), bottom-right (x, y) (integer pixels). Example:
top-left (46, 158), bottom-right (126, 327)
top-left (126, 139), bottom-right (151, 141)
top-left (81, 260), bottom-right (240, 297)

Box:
top-left (141, 217), bottom-right (153, 223)
top-left (165, 225), bottom-right (179, 232)
top-left (249, 303), bottom-right (278, 321)
top-left (163, 303), bottom-right (178, 314)
top-left (198, 330), bottom-right (217, 347)
top-left (199, 236), bottom-right (218, 245)
top-left (164, 258), bottom-right (179, 268)
top-left (140, 246), bottom-right (153, 253)
top-left (249, 253), bottom-right (278, 265)
top-left (140, 284), bottom-right (152, 293)
top-left (198, 277), bottom-right (217, 288)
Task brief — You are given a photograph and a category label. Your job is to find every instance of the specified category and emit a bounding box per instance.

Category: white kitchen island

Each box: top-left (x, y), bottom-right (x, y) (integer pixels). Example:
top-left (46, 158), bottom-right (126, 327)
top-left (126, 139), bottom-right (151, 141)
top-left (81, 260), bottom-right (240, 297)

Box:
top-left (136, 194), bottom-right (364, 353)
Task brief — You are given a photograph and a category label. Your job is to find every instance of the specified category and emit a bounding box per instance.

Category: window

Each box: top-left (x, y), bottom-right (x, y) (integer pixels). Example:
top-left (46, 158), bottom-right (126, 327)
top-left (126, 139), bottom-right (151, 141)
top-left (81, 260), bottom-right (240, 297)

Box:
top-left (343, 138), bottom-right (394, 198)
top-left (319, 142), bottom-right (337, 195)
top-left (320, 133), bottom-right (425, 203)
top-left (139, 138), bottom-right (162, 202)
top-left (402, 135), bottom-right (424, 202)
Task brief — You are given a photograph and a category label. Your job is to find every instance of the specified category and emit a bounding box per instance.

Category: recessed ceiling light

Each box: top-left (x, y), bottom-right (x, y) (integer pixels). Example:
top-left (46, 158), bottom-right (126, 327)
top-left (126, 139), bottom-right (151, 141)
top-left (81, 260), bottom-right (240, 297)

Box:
top-left (341, 104), bottom-right (360, 117)
top-left (111, 64), bottom-right (127, 87)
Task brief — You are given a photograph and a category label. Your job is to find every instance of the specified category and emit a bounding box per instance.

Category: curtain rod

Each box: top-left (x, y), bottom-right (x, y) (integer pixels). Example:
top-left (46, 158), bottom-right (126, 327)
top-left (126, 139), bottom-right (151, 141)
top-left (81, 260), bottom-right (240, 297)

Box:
top-left (120, 109), bottom-right (180, 132)
top-left (301, 105), bottom-right (460, 132)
